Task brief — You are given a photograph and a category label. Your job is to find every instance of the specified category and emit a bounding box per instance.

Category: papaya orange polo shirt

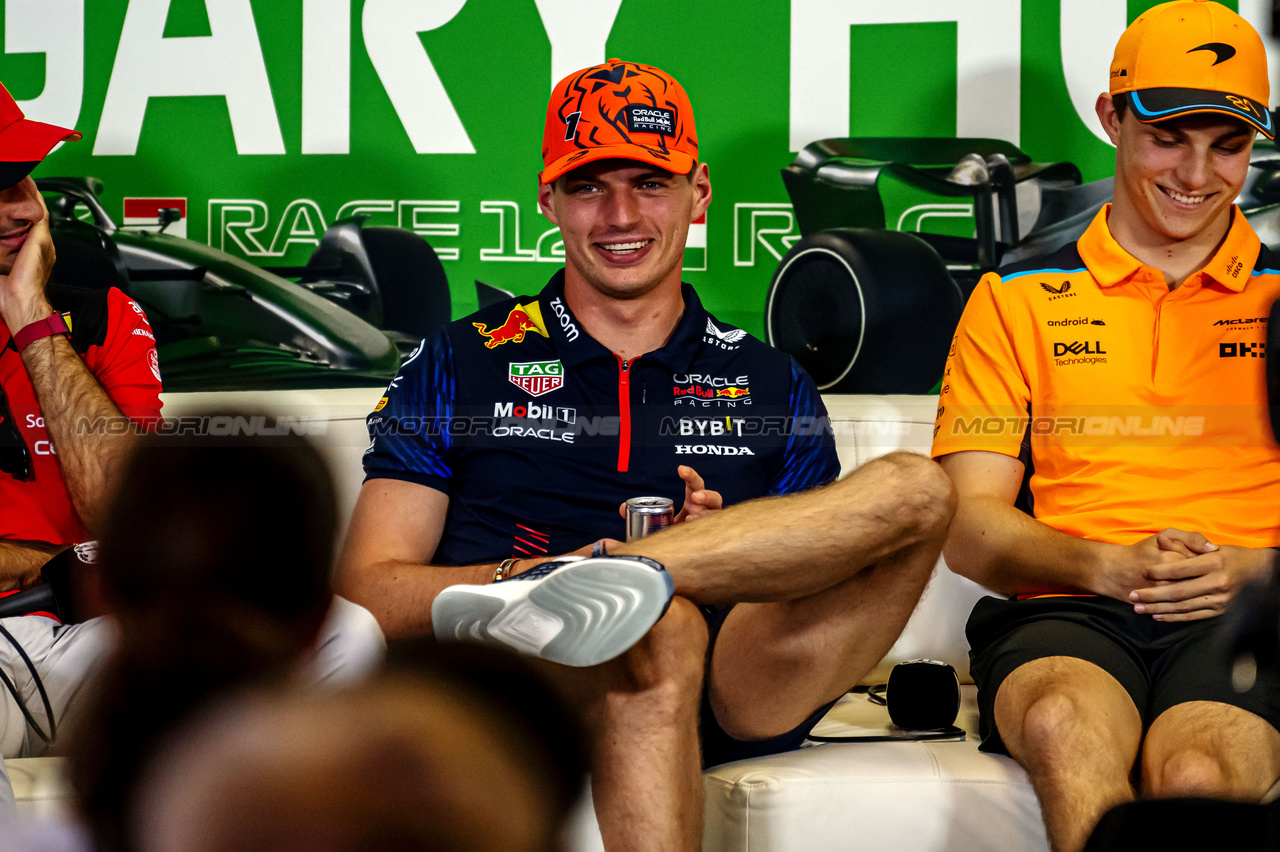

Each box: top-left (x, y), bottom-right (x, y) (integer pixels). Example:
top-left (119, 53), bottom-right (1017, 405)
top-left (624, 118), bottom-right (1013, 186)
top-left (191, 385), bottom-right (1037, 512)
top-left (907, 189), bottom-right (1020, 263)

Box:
top-left (932, 205), bottom-right (1280, 570)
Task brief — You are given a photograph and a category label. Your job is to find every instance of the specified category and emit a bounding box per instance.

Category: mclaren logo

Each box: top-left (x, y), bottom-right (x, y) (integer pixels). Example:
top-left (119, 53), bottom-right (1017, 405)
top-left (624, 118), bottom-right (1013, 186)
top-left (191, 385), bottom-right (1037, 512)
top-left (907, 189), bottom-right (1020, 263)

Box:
top-left (1188, 42), bottom-right (1236, 66)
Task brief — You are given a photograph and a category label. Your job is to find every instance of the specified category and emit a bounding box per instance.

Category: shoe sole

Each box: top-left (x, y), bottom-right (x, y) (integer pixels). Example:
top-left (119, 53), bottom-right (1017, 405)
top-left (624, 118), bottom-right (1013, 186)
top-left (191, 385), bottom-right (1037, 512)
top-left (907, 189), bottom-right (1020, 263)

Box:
top-left (432, 558), bottom-right (674, 667)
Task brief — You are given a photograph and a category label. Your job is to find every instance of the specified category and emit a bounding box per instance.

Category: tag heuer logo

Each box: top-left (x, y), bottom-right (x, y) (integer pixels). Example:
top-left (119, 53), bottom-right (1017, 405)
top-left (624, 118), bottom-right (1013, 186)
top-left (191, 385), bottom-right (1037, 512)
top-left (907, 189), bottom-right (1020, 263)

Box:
top-left (509, 360), bottom-right (564, 397)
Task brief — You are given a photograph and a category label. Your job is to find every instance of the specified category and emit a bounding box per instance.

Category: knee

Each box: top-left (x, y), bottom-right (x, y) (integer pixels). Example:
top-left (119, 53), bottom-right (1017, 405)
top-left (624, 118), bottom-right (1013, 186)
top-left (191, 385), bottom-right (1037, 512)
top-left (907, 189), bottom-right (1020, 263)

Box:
top-left (1016, 690), bottom-right (1089, 768)
top-left (872, 452), bottom-right (957, 538)
top-left (612, 595), bottom-right (707, 700)
top-left (1145, 748), bottom-right (1227, 799)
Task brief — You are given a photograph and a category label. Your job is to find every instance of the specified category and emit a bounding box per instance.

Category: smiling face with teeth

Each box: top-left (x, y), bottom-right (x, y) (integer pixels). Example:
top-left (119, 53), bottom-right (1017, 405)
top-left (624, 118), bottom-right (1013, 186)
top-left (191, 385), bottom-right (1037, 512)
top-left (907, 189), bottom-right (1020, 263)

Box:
top-left (1099, 93), bottom-right (1255, 268)
top-left (538, 158), bottom-right (712, 305)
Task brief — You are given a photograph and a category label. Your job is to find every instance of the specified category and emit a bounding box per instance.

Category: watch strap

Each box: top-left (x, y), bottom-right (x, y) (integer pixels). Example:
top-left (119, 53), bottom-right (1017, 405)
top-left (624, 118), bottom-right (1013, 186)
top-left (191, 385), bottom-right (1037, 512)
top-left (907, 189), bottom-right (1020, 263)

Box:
top-left (12, 314), bottom-right (69, 352)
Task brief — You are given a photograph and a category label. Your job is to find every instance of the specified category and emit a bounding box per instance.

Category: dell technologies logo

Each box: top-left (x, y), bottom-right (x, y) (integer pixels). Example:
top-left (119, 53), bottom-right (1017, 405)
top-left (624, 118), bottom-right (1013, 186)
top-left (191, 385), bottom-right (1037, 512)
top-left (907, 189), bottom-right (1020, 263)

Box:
top-left (1053, 341), bottom-right (1107, 357)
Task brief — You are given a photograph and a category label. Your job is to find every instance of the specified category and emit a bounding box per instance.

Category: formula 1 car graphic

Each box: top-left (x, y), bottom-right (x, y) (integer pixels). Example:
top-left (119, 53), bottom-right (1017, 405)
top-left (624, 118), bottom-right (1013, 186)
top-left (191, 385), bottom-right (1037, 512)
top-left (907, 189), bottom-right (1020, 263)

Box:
top-left (766, 136), bottom-right (1280, 394)
top-left (38, 177), bottom-right (453, 392)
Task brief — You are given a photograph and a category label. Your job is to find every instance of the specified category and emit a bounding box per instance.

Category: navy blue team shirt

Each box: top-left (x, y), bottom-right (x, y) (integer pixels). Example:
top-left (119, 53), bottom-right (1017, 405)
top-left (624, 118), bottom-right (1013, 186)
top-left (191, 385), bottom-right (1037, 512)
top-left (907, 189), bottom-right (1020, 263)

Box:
top-left (364, 271), bottom-right (839, 566)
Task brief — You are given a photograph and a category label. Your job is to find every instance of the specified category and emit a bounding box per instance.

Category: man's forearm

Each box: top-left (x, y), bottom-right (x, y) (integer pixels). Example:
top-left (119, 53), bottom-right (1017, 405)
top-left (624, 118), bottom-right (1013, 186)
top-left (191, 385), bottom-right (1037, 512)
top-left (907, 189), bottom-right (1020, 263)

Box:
top-left (944, 494), bottom-right (1117, 596)
top-left (21, 334), bottom-right (133, 534)
top-left (0, 539), bottom-right (63, 592)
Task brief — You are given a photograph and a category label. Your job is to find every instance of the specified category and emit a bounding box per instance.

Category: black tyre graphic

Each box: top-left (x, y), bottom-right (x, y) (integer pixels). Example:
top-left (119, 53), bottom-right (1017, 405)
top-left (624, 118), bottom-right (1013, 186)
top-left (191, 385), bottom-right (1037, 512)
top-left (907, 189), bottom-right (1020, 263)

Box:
top-left (362, 226), bottom-right (452, 340)
top-left (766, 228), bottom-right (962, 393)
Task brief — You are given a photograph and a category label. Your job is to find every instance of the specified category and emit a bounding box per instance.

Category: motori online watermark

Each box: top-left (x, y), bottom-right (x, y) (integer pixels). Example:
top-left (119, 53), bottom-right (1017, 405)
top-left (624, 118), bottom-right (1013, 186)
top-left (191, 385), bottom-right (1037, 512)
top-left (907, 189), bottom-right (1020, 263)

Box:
top-left (75, 414), bottom-right (329, 437)
top-left (949, 414), bottom-right (1205, 438)
top-left (364, 414), bottom-right (918, 439)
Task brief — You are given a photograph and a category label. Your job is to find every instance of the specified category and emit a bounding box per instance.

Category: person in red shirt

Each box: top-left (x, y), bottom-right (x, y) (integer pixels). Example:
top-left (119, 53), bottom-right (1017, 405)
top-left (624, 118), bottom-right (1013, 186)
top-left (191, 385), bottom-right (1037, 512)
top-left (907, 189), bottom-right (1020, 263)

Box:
top-left (933, 3), bottom-right (1280, 850)
top-left (0, 81), bottom-right (161, 596)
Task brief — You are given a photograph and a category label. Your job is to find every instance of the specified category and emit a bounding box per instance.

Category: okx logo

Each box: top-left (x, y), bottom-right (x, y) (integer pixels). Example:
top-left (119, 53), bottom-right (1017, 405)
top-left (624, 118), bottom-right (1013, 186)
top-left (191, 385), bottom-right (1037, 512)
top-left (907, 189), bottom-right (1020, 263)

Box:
top-left (1221, 342), bottom-right (1266, 358)
top-left (509, 360), bottom-right (563, 397)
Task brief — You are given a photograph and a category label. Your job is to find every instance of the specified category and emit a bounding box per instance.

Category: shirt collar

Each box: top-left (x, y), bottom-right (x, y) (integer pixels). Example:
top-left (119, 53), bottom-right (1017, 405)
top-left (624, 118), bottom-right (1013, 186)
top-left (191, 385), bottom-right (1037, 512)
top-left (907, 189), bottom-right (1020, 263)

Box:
top-left (536, 270), bottom-right (707, 372)
top-left (1197, 207), bottom-right (1259, 292)
top-left (1077, 203), bottom-right (1259, 292)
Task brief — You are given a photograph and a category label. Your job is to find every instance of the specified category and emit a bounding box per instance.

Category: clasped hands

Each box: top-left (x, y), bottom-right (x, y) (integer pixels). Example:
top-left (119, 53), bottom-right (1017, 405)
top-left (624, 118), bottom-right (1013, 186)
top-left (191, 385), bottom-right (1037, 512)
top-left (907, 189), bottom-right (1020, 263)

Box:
top-left (1109, 528), bottom-right (1277, 622)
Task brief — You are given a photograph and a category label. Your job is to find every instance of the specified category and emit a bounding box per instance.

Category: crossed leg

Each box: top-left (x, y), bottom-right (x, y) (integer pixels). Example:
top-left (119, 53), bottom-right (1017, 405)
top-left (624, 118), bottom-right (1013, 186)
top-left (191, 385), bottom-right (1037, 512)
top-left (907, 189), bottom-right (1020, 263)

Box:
top-left (536, 453), bottom-right (955, 852)
top-left (536, 597), bottom-right (709, 852)
top-left (628, 452), bottom-right (955, 739)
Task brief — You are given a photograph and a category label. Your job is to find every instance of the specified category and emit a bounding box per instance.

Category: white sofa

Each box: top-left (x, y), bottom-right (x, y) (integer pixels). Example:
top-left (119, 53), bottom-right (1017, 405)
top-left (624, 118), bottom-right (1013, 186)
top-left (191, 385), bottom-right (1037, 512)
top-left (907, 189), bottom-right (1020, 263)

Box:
top-left (701, 395), bottom-right (1047, 852)
top-left (7, 390), bottom-right (1049, 851)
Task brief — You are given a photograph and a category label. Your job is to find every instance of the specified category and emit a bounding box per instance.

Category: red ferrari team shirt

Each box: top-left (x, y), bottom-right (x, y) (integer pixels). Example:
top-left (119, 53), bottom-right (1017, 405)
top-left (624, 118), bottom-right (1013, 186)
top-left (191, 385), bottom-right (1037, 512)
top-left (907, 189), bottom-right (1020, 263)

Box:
top-left (932, 206), bottom-right (1280, 591)
top-left (0, 285), bottom-right (163, 545)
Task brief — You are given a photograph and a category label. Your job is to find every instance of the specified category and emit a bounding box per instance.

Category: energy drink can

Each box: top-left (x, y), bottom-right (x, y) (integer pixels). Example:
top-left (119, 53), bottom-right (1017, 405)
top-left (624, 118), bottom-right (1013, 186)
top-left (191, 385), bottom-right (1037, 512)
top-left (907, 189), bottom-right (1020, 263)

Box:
top-left (625, 496), bottom-right (675, 542)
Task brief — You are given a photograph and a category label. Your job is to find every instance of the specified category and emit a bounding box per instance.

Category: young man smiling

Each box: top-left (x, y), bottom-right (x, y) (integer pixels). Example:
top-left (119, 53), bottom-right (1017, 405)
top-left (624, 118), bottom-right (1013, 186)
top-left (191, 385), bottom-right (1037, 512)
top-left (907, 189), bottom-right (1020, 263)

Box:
top-left (338, 59), bottom-right (955, 850)
top-left (0, 83), bottom-right (162, 591)
top-left (933, 3), bottom-right (1280, 851)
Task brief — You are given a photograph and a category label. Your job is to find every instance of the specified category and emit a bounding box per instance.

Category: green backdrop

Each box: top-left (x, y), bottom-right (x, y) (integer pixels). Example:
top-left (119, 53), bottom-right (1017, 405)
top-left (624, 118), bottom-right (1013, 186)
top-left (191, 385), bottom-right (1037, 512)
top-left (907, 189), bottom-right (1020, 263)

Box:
top-left (0, 0), bottom-right (1260, 336)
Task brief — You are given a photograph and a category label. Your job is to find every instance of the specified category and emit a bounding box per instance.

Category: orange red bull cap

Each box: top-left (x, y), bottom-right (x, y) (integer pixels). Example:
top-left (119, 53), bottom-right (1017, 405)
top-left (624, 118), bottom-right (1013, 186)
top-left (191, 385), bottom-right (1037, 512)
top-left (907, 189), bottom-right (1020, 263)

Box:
top-left (0, 81), bottom-right (81, 190)
top-left (1110, 0), bottom-right (1272, 138)
top-left (540, 58), bottom-right (698, 183)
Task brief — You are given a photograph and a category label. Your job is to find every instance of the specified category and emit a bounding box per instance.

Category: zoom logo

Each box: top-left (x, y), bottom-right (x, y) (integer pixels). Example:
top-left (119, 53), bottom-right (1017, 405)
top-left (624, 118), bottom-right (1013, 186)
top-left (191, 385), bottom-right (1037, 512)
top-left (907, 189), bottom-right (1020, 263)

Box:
top-left (1053, 341), bottom-right (1107, 356)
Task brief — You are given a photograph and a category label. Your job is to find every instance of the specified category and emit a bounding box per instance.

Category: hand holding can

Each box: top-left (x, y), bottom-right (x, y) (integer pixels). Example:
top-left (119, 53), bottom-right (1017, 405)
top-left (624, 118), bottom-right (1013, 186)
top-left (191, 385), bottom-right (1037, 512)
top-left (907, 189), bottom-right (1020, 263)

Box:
top-left (625, 496), bottom-right (674, 542)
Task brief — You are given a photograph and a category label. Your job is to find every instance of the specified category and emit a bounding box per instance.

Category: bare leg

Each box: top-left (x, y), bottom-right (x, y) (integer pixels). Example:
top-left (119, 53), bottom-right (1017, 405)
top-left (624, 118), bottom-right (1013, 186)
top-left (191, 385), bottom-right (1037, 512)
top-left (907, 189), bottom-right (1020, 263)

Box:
top-left (1141, 701), bottom-right (1280, 800)
top-left (613, 452), bottom-right (954, 737)
top-left (538, 596), bottom-right (708, 852)
top-left (502, 453), bottom-right (953, 846)
top-left (994, 657), bottom-right (1143, 852)
top-left (618, 452), bottom-right (955, 605)
top-left (710, 535), bottom-right (940, 739)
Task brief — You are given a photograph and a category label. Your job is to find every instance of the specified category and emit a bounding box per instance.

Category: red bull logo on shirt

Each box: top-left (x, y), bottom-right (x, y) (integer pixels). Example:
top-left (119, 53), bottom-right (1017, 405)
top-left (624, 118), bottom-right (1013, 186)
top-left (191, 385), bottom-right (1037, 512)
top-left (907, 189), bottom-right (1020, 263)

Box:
top-left (474, 303), bottom-right (549, 349)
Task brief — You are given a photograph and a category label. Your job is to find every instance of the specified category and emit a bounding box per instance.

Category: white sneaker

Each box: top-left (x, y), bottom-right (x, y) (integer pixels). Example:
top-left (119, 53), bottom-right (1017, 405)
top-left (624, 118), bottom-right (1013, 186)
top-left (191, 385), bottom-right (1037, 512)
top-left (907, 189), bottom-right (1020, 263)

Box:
top-left (431, 555), bottom-right (674, 666)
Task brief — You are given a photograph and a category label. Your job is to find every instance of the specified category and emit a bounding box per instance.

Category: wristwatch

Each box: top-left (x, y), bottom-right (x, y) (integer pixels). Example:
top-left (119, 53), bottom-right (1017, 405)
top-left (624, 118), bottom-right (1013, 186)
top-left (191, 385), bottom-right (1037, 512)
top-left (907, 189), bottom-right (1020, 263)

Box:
top-left (13, 313), bottom-right (70, 352)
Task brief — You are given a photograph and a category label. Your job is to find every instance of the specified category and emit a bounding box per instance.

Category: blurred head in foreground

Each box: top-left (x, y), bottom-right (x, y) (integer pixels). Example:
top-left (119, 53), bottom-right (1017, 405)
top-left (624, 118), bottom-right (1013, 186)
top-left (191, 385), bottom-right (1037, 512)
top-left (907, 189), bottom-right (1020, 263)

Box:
top-left (68, 425), bottom-right (337, 852)
top-left (136, 671), bottom-right (579, 852)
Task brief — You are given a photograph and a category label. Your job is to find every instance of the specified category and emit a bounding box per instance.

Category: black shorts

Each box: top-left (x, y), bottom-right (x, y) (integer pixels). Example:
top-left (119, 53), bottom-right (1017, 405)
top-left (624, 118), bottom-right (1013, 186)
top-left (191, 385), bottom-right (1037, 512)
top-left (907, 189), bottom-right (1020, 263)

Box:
top-left (698, 604), bottom-right (839, 769)
top-left (966, 595), bottom-right (1280, 754)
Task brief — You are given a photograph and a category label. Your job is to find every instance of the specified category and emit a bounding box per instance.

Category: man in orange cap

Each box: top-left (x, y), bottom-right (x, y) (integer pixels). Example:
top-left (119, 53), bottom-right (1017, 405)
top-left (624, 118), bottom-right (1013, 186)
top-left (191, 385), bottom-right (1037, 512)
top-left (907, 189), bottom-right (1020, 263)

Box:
top-left (933, 3), bottom-right (1280, 849)
top-left (339, 59), bottom-right (954, 850)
